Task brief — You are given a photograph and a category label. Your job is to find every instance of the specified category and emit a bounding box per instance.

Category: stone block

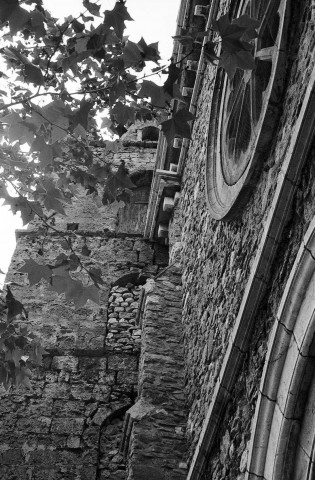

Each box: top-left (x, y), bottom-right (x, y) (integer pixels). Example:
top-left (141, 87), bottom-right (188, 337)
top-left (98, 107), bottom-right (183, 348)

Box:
top-left (67, 436), bottom-right (81, 449)
top-left (51, 418), bottom-right (85, 435)
top-left (92, 407), bottom-right (113, 426)
top-left (70, 383), bottom-right (94, 401)
top-left (82, 426), bottom-right (100, 448)
top-left (0, 449), bottom-right (23, 465)
top-left (132, 465), bottom-right (166, 480)
top-left (44, 382), bottom-right (70, 399)
top-left (107, 354), bottom-right (138, 371)
top-left (51, 356), bottom-right (79, 372)
top-left (92, 384), bottom-right (111, 401)
top-left (52, 400), bottom-right (85, 417)
top-left (117, 370), bottom-right (138, 385)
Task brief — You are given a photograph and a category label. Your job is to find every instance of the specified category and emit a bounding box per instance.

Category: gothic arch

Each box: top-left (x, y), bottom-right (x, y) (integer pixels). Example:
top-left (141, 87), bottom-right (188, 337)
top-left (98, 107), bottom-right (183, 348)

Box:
top-left (246, 216), bottom-right (315, 479)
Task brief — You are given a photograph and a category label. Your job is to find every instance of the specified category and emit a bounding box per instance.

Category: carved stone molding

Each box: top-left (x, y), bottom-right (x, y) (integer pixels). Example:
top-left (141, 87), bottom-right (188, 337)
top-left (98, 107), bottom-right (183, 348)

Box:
top-left (246, 216), bottom-right (315, 480)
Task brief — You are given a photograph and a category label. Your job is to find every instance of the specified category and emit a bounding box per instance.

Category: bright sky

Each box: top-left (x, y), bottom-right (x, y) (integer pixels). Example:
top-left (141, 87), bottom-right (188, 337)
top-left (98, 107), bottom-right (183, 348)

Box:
top-left (0, 0), bottom-right (180, 283)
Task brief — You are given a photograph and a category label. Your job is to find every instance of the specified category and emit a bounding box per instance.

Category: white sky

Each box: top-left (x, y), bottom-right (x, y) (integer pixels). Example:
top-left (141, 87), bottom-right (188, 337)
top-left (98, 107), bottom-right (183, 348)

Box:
top-left (0, 0), bottom-right (180, 282)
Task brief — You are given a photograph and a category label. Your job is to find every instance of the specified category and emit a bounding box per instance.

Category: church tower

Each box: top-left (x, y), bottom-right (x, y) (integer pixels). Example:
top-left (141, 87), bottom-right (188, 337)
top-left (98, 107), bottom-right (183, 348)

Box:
top-left (0, 125), bottom-right (188, 480)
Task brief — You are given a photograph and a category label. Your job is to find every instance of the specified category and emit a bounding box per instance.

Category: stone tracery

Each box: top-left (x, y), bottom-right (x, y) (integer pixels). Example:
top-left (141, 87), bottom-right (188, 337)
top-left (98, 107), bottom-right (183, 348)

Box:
top-left (205, 0), bottom-right (289, 219)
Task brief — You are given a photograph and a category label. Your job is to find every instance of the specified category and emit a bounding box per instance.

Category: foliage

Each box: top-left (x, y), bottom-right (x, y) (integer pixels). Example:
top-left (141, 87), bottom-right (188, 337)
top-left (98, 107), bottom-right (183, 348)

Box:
top-left (0, 0), bottom-right (260, 389)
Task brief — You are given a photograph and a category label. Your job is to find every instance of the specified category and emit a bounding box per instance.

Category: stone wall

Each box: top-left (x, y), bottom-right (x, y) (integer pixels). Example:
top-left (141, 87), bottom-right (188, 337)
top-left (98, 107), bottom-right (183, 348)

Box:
top-left (0, 141), bottom-right (168, 479)
top-left (168, 0), bottom-right (315, 465)
top-left (201, 138), bottom-right (315, 480)
top-left (124, 266), bottom-right (188, 480)
top-left (0, 230), bottom-right (163, 480)
top-left (106, 285), bottom-right (142, 354)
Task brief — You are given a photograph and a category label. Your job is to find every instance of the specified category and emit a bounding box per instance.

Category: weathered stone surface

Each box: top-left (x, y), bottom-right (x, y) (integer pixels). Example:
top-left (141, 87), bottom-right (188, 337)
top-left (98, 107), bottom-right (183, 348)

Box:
top-left (0, 141), bottom-right (166, 479)
top-left (125, 267), bottom-right (187, 480)
top-left (165, 0), bottom-right (315, 476)
top-left (52, 356), bottom-right (79, 372)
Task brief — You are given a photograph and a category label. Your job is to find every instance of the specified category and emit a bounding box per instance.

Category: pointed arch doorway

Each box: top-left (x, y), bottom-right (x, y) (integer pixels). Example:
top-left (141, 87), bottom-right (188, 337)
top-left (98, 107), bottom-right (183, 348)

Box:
top-left (246, 217), bottom-right (315, 480)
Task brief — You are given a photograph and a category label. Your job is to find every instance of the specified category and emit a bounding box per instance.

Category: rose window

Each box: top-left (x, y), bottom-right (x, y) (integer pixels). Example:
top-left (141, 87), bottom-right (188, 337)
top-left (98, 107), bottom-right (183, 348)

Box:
top-left (206, 0), bottom-right (289, 219)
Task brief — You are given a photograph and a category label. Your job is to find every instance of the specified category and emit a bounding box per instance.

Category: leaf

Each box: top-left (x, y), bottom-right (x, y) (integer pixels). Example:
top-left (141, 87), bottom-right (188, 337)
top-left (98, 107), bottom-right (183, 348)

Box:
top-left (81, 244), bottom-right (91, 257)
top-left (138, 80), bottom-right (170, 108)
top-left (122, 40), bottom-right (142, 68)
top-left (104, 1), bottom-right (133, 39)
top-left (71, 99), bottom-right (93, 130)
top-left (212, 13), bottom-right (255, 54)
top-left (111, 102), bottom-right (135, 126)
top-left (75, 36), bottom-right (89, 54)
top-left (78, 284), bottom-right (100, 307)
top-left (40, 99), bottom-right (69, 123)
top-left (83, 0), bottom-right (101, 17)
top-left (6, 287), bottom-right (26, 322)
top-left (4, 195), bottom-right (43, 225)
top-left (137, 38), bottom-right (160, 64)
top-left (24, 64), bottom-right (44, 86)
top-left (8, 124), bottom-right (34, 145)
top-left (161, 108), bottom-right (195, 146)
top-left (15, 336), bottom-right (28, 349)
top-left (31, 136), bottom-right (54, 166)
top-left (0, 111), bottom-right (21, 125)
top-left (69, 254), bottom-right (80, 271)
top-left (115, 162), bottom-right (136, 189)
top-left (19, 259), bottom-right (52, 286)
top-left (34, 179), bottom-right (70, 215)
top-left (109, 77), bottom-right (126, 107)
top-left (16, 365), bottom-right (32, 389)
top-left (212, 13), bottom-right (246, 44)
top-left (103, 140), bottom-right (119, 154)
top-left (0, 364), bottom-right (9, 389)
top-left (38, 100), bottom-right (70, 143)
top-left (60, 239), bottom-right (71, 251)
top-left (29, 10), bottom-right (46, 38)
top-left (89, 267), bottom-right (104, 286)
top-left (5, 347), bottom-right (23, 367)
top-left (72, 18), bottom-right (85, 33)
top-left (52, 254), bottom-right (70, 276)
top-left (50, 121), bottom-right (69, 144)
top-left (7, 5), bottom-right (30, 36)
top-left (102, 162), bottom-right (136, 204)
top-left (232, 14), bottom-right (260, 41)
top-left (0, 322), bottom-right (7, 334)
top-left (44, 189), bottom-right (67, 214)
top-left (30, 340), bottom-right (48, 365)
top-left (219, 50), bottom-right (255, 79)
top-left (90, 162), bottom-right (111, 181)
top-left (50, 273), bottom-right (99, 308)
top-left (163, 63), bottom-right (181, 97)
top-left (0, 0), bottom-right (19, 22)
top-left (204, 41), bottom-right (220, 64)
top-left (81, 14), bottom-right (94, 22)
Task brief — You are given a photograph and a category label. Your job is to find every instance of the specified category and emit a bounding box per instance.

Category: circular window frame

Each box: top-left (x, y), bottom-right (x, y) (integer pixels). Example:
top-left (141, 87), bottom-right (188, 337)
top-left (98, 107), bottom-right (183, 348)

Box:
top-left (205, 0), bottom-right (289, 220)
